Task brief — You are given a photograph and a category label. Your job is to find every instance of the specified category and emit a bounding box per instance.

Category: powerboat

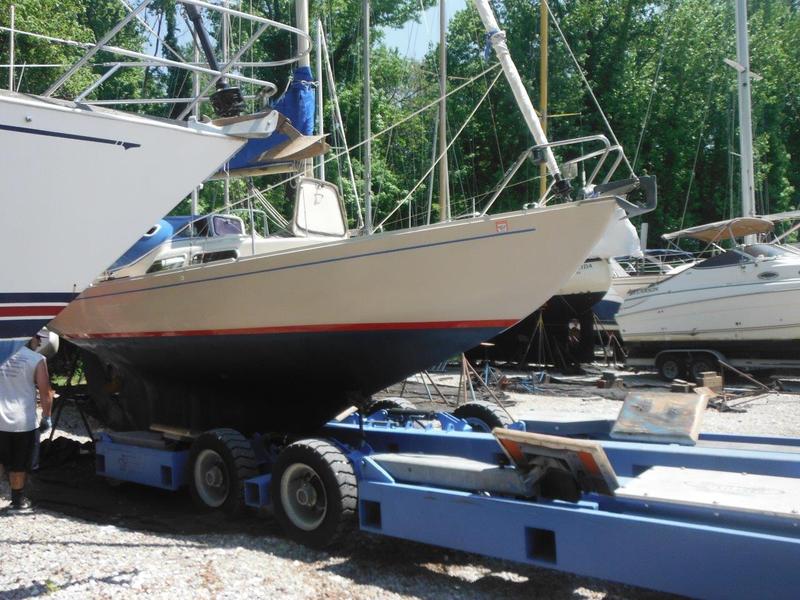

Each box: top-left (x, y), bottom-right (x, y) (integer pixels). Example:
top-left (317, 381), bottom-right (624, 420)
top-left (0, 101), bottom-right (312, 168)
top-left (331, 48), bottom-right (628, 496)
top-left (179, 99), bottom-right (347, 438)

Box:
top-left (593, 249), bottom-right (696, 333)
top-left (617, 217), bottom-right (800, 378)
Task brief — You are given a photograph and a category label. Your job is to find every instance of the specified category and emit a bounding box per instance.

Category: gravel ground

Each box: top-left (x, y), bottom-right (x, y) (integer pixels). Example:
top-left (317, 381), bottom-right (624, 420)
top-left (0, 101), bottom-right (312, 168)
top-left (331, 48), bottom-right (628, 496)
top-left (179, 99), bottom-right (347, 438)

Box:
top-left (1, 367), bottom-right (798, 600)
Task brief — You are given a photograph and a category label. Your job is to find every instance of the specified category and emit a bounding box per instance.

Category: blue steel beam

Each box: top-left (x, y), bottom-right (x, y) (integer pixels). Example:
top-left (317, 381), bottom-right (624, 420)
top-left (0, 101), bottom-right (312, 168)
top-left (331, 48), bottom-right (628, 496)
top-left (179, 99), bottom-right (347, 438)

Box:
top-left (358, 480), bottom-right (800, 600)
top-left (323, 419), bottom-right (800, 478)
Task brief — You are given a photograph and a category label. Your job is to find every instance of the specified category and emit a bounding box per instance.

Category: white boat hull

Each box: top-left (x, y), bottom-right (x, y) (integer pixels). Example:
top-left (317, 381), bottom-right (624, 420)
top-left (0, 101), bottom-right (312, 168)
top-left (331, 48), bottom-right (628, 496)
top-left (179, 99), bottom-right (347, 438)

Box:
top-left (617, 251), bottom-right (800, 361)
top-left (594, 272), bottom-right (665, 332)
top-left (557, 258), bottom-right (613, 298)
top-left (0, 91), bottom-right (245, 362)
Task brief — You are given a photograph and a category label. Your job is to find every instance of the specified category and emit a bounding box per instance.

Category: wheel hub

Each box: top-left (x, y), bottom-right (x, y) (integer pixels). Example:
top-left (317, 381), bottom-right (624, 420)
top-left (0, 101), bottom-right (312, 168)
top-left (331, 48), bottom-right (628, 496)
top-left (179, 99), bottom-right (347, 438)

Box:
top-left (193, 449), bottom-right (229, 508)
top-left (296, 482), bottom-right (318, 507)
top-left (281, 463), bottom-right (328, 531)
top-left (205, 466), bottom-right (224, 488)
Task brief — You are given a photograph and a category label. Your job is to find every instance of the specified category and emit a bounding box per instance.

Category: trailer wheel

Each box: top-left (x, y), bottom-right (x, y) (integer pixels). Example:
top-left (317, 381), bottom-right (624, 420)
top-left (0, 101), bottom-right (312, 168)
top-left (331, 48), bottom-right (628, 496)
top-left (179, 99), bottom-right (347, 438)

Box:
top-left (271, 439), bottom-right (357, 548)
top-left (656, 354), bottom-right (685, 382)
top-left (453, 401), bottom-right (513, 432)
top-left (188, 428), bottom-right (257, 514)
top-left (366, 397), bottom-right (415, 415)
top-left (689, 355), bottom-right (719, 382)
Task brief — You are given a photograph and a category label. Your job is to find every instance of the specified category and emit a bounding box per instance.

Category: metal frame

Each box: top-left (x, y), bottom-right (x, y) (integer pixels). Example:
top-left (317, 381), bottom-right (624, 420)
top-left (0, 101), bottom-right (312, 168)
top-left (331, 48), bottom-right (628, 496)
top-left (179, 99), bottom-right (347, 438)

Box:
top-left (479, 134), bottom-right (626, 215)
top-left (4, 0), bottom-right (312, 104)
top-left (94, 413), bottom-right (800, 599)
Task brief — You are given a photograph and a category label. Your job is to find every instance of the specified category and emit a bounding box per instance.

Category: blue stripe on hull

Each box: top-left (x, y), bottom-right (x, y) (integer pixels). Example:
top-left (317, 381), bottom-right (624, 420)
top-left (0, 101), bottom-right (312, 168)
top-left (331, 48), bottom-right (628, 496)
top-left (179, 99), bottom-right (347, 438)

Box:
top-left (0, 318), bottom-right (53, 338)
top-left (75, 326), bottom-right (506, 433)
top-left (593, 298), bottom-right (621, 324)
top-left (0, 292), bottom-right (77, 304)
top-left (0, 123), bottom-right (141, 150)
top-left (0, 293), bottom-right (76, 364)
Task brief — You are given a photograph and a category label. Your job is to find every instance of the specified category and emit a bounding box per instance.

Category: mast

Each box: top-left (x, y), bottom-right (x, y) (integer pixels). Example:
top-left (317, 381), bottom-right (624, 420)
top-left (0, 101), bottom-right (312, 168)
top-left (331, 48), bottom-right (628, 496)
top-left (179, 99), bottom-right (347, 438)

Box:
top-left (191, 35), bottom-right (200, 215)
top-left (296, 0), bottom-right (312, 176)
top-left (8, 4), bottom-right (14, 91)
top-left (538, 0), bottom-right (548, 199)
top-left (315, 20), bottom-right (325, 180)
top-left (223, 0), bottom-right (231, 210)
top-left (734, 0), bottom-right (756, 225)
top-left (296, 0), bottom-right (310, 67)
top-left (438, 0), bottom-right (449, 221)
top-left (363, 0), bottom-right (372, 233)
top-left (472, 0), bottom-right (567, 194)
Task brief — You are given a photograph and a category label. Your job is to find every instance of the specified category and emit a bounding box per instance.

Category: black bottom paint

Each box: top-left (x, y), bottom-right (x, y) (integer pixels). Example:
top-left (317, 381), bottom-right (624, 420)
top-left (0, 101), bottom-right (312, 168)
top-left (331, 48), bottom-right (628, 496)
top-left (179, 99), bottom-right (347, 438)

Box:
top-left (466, 292), bottom-right (606, 369)
top-left (78, 326), bottom-right (503, 434)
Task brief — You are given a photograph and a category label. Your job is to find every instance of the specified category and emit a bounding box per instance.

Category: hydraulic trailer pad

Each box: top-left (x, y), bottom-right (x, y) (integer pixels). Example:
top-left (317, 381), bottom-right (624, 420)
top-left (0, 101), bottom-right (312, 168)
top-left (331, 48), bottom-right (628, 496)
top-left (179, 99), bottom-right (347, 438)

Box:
top-left (493, 428), bottom-right (618, 496)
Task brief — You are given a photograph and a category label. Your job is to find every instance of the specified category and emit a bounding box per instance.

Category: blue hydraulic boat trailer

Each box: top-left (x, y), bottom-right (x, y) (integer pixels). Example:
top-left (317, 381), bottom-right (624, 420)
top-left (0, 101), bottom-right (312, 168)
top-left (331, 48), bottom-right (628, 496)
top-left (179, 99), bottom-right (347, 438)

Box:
top-left (95, 406), bottom-right (800, 599)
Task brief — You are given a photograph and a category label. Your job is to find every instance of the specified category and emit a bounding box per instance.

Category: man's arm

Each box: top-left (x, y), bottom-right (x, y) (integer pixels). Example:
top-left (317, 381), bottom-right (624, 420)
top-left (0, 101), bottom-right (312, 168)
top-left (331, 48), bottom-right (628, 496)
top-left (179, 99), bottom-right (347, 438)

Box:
top-left (35, 360), bottom-right (53, 418)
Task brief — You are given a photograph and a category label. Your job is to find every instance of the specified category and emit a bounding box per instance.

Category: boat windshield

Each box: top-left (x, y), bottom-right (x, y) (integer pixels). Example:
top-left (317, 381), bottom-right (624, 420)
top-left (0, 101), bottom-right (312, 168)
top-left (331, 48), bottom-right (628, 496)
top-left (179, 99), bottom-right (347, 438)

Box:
top-left (694, 250), bottom-right (750, 269)
top-left (740, 244), bottom-right (797, 259)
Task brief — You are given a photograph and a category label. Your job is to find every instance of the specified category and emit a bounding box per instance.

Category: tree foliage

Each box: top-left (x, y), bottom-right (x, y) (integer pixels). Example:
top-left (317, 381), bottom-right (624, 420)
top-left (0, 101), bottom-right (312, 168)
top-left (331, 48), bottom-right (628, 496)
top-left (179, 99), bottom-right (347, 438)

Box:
top-left (1, 0), bottom-right (798, 242)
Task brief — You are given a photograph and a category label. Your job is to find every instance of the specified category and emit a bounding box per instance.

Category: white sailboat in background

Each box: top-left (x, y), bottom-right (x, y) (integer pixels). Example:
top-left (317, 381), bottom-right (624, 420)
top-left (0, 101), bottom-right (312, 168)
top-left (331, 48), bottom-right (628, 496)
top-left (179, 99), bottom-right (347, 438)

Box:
top-left (0, 0), bottom-right (319, 365)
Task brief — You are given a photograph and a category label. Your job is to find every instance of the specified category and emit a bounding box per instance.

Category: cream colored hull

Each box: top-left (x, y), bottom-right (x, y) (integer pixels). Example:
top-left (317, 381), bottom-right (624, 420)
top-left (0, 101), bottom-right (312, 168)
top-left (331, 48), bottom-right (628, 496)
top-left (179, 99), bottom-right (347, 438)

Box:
top-left (52, 199), bottom-right (618, 431)
top-left (55, 199), bottom-right (618, 339)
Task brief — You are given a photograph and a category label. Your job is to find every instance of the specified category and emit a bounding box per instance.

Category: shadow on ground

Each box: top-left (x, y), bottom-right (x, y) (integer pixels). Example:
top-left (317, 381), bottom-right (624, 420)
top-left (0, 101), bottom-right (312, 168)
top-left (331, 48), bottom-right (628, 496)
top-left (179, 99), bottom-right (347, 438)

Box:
top-left (18, 450), bottom-right (677, 600)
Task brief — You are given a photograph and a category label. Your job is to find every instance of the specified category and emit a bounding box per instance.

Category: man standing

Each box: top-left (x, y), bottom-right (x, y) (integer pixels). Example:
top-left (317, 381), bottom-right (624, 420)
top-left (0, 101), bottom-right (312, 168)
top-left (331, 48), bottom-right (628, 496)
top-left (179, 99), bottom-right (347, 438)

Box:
top-left (0, 331), bottom-right (53, 512)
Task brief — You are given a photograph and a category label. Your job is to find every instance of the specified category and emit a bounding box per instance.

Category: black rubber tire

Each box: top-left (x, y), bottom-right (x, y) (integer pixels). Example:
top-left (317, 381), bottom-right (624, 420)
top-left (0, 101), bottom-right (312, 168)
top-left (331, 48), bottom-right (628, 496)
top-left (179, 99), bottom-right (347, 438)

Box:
top-left (366, 397), bottom-right (415, 415)
top-left (453, 401), bottom-right (513, 432)
top-left (656, 354), bottom-right (686, 382)
top-left (688, 355), bottom-right (718, 383)
top-left (188, 428), bottom-right (257, 514)
top-left (271, 438), bottom-right (357, 548)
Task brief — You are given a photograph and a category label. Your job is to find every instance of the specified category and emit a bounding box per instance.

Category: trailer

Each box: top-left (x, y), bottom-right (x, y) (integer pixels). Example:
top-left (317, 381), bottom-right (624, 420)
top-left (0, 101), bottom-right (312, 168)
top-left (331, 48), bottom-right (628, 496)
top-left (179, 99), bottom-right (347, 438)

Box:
top-left (89, 398), bottom-right (800, 599)
top-left (626, 346), bottom-right (800, 381)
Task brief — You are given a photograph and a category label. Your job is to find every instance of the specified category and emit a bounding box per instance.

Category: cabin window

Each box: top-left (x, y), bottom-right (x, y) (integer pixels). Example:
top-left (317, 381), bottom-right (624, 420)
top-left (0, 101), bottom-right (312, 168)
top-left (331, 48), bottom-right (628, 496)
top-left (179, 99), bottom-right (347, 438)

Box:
top-left (190, 250), bottom-right (238, 265)
top-left (213, 216), bottom-right (244, 236)
top-left (146, 255), bottom-right (186, 273)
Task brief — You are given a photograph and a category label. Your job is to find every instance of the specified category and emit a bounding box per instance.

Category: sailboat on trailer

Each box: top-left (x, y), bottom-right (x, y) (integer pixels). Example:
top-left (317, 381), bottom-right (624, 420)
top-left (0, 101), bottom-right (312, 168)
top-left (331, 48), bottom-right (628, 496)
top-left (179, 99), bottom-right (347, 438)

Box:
top-left (51, 0), bottom-right (653, 433)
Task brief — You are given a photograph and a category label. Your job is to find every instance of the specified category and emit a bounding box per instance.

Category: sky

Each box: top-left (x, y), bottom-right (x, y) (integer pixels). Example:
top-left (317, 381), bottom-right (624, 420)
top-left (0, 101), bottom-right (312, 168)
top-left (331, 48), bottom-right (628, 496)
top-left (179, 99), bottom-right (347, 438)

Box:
top-left (381, 0), bottom-right (467, 60)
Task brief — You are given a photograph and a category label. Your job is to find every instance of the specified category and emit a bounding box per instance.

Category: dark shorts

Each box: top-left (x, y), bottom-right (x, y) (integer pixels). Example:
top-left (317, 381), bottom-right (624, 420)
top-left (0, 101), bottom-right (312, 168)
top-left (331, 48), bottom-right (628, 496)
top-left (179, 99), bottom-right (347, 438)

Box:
top-left (0, 430), bottom-right (36, 472)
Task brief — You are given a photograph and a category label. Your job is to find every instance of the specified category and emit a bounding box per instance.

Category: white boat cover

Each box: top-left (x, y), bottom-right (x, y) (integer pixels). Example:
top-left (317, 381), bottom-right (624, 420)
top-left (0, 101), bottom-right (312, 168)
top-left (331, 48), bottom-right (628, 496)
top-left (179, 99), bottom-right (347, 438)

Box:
top-left (591, 207), bottom-right (642, 259)
top-left (662, 217), bottom-right (773, 243)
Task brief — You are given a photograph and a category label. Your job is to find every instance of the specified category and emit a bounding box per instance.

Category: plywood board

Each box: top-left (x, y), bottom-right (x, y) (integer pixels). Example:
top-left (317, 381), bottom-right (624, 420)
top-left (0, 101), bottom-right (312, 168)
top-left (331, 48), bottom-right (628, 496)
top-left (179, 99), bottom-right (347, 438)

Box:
top-left (617, 466), bottom-right (800, 520)
top-left (610, 391), bottom-right (710, 445)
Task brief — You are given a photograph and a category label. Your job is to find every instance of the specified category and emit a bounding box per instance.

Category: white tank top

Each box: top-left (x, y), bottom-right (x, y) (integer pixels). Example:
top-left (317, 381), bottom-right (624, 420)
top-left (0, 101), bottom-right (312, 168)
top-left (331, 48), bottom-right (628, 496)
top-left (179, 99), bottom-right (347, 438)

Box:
top-left (0, 346), bottom-right (44, 432)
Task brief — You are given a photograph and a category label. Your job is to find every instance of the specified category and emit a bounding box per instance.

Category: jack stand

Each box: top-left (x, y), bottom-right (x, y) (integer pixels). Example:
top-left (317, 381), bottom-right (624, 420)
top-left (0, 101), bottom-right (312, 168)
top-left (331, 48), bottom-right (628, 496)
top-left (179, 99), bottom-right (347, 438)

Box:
top-left (48, 394), bottom-right (94, 445)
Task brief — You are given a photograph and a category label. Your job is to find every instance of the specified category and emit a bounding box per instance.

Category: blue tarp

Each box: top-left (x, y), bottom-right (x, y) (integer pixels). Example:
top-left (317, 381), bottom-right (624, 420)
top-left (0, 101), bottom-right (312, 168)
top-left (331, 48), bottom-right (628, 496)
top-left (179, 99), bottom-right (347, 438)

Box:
top-left (226, 66), bottom-right (316, 173)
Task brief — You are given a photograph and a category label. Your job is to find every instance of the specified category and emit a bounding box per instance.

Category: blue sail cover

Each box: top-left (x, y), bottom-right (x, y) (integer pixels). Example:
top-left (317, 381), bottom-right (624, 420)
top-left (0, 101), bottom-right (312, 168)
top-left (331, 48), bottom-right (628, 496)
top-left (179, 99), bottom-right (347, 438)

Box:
top-left (106, 216), bottom-right (194, 272)
top-left (226, 66), bottom-right (316, 173)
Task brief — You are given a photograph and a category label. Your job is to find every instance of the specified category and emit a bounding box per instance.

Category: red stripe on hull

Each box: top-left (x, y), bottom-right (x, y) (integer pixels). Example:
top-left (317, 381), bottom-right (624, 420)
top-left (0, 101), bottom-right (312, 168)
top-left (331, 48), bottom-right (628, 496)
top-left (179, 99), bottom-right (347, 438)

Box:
top-left (66, 319), bottom-right (519, 340)
top-left (0, 305), bottom-right (65, 318)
